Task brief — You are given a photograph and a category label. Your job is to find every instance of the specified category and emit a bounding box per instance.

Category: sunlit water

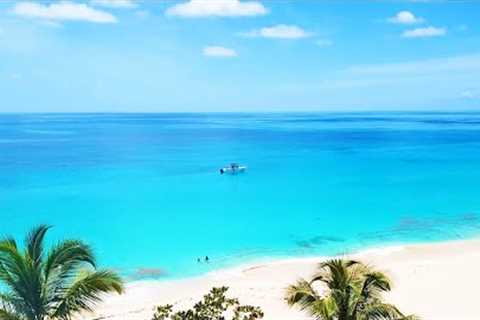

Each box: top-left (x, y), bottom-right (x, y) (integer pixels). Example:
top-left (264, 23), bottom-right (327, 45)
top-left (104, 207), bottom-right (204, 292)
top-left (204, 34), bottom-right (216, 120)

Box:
top-left (1, 113), bottom-right (480, 280)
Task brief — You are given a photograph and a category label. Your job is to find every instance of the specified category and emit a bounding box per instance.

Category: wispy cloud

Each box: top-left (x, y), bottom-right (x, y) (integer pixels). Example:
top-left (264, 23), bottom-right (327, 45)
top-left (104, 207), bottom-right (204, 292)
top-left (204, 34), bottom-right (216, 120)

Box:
top-left (12, 1), bottom-right (117, 23)
top-left (203, 46), bottom-right (237, 57)
top-left (135, 10), bottom-right (149, 18)
top-left (240, 25), bottom-right (310, 39)
top-left (91, 0), bottom-right (137, 9)
top-left (11, 73), bottom-right (22, 80)
top-left (346, 54), bottom-right (480, 76)
top-left (402, 26), bottom-right (446, 38)
top-left (166, 0), bottom-right (267, 18)
top-left (461, 90), bottom-right (478, 99)
top-left (387, 11), bottom-right (424, 24)
top-left (291, 53), bottom-right (480, 109)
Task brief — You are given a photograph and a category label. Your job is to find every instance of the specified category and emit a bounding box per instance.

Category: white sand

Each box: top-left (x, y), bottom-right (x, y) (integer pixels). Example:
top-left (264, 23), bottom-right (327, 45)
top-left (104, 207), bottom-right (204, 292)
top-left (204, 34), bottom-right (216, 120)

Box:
top-left (84, 239), bottom-right (480, 320)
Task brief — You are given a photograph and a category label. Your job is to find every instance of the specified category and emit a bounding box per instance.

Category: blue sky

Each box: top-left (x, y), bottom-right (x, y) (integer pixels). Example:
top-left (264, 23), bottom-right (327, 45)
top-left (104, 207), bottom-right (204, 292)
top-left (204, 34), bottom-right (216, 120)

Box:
top-left (0, 0), bottom-right (479, 112)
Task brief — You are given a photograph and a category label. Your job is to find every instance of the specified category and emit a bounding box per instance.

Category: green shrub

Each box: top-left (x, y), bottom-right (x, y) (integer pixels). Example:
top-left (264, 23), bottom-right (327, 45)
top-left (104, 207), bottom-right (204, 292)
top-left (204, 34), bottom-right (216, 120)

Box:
top-left (152, 286), bottom-right (264, 320)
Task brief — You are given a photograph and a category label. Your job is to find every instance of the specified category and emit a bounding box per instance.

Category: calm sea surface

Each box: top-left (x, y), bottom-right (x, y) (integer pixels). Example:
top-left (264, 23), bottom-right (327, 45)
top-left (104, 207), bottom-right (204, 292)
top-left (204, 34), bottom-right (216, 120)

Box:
top-left (1, 113), bottom-right (480, 279)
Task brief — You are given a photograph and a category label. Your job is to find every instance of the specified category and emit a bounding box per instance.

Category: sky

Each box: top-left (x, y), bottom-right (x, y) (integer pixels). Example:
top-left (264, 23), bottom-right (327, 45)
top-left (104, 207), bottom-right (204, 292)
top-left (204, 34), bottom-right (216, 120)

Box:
top-left (0, 0), bottom-right (479, 113)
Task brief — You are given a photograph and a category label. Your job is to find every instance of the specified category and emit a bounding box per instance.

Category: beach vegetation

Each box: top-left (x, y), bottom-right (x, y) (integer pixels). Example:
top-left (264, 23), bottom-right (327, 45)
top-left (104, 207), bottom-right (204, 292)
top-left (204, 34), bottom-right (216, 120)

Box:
top-left (285, 259), bottom-right (418, 320)
top-left (151, 286), bottom-right (263, 320)
top-left (0, 225), bottom-right (124, 320)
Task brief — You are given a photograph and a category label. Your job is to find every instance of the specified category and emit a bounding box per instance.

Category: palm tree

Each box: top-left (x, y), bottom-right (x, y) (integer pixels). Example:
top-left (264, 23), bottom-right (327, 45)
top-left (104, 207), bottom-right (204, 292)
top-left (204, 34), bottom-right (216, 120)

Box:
top-left (0, 225), bottom-right (124, 320)
top-left (285, 259), bottom-right (418, 320)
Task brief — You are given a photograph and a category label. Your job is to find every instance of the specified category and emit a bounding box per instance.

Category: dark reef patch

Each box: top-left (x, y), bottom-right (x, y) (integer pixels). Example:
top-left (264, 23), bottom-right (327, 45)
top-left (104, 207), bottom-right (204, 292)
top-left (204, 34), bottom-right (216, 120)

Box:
top-left (357, 212), bottom-right (480, 243)
top-left (294, 235), bottom-right (346, 249)
top-left (131, 267), bottom-right (167, 280)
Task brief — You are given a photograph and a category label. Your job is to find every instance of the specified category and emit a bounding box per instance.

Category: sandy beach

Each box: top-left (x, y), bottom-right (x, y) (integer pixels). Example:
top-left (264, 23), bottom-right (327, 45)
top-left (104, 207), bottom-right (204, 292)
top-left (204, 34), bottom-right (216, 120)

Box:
top-left (85, 239), bottom-right (480, 320)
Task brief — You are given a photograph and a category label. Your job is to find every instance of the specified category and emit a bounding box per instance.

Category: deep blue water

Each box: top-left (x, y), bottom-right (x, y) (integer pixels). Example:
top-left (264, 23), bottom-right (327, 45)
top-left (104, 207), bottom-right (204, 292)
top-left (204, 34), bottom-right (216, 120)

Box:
top-left (1, 112), bottom-right (480, 279)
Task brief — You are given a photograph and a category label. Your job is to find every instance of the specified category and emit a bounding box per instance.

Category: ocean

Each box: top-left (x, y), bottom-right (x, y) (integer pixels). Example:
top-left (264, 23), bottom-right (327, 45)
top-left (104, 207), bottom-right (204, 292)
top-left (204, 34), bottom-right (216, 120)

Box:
top-left (1, 112), bottom-right (480, 279)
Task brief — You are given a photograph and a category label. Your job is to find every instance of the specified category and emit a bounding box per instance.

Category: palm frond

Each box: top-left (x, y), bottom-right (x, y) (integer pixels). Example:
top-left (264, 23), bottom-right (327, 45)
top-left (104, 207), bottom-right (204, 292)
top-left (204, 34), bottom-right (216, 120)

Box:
top-left (0, 241), bottom-right (32, 302)
top-left (285, 278), bottom-right (338, 320)
top-left (0, 308), bottom-right (23, 320)
top-left (0, 264), bottom-right (18, 296)
top-left (312, 259), bottom-right (359, 290)
top-left (398, 315), bottom-right (421, 320)
top-left (363, 272), bottom-right (392, 293)
top-left (0, 241), bottom-right (24, 275)
top-left (285, 279), bottom-right (319, 309)
top-left (286, 259), bottom-right (418, 320)
top-left (0, 239), bottom-right (17, 251)
top-left (0, 225), bottom-right (124, 320)
top-left (51, 269), bottom-right (124, 320)
top-left (0, 238), bottom-right (45, 320)
top-left (43, 240), bottom-right (98, 311)
top-left (0, 292), bottom-right (30, 318)
top-left (360, 302), bottom-right (407, 320)
top-left (355, 270), bottom-right (393, 314)
top-left (309, 296), bottom-right (337, 320)
top-left (43, 240), bottom-right (96, 282)
top-left (25, 225), bottom-right (50, 268)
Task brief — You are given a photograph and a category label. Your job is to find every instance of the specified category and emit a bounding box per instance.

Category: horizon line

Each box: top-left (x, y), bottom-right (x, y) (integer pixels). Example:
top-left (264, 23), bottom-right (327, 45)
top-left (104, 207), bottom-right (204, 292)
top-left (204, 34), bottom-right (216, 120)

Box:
top-left (2, 109), bottom-right (480, 115)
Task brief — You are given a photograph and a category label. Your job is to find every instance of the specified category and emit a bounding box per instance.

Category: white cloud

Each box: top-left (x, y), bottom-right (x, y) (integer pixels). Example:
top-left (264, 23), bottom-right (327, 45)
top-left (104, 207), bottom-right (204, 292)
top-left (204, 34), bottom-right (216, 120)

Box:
top-left (402, 26), bottom-right (446, 38)
top-left (166, 0), bottom-right (267, 18)
top-left (388, 11), bottom-right (424, 24)
top-left (241, 24), bottom-right (310, 39)
top-left (91, 0), bottom-right (137, 9)
top-left (315, 39), bottom-right (333, 47)
top-left (203, 46), bottom-right (237, 57)
top-left (12, 1), bottom-right (117, 23)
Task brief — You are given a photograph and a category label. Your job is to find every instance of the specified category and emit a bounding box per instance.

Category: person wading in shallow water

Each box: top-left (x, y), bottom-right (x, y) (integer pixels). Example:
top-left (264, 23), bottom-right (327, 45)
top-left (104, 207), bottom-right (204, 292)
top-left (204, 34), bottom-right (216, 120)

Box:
top-left (197, 256), bottom-right (210, 263)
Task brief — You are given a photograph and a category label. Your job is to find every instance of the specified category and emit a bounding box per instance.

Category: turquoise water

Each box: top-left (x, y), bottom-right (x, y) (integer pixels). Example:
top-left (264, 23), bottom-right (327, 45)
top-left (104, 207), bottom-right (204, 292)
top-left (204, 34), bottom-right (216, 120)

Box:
top-left (2, 113), bottom-right (480, 279)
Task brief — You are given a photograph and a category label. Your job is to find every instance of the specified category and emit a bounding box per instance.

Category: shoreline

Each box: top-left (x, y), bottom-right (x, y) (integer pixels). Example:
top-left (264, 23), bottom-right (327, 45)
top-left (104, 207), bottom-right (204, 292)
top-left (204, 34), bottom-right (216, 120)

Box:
top-left (124, 236), bottom-right (464, 284)
top-left (85, 238), bottom-right (480, 320)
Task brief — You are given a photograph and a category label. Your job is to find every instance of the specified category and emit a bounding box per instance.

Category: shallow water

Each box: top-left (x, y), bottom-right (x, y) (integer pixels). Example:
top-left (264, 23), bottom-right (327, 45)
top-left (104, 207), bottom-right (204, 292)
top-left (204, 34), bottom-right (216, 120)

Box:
top-left (1, 112), bottom-right (480, 279)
